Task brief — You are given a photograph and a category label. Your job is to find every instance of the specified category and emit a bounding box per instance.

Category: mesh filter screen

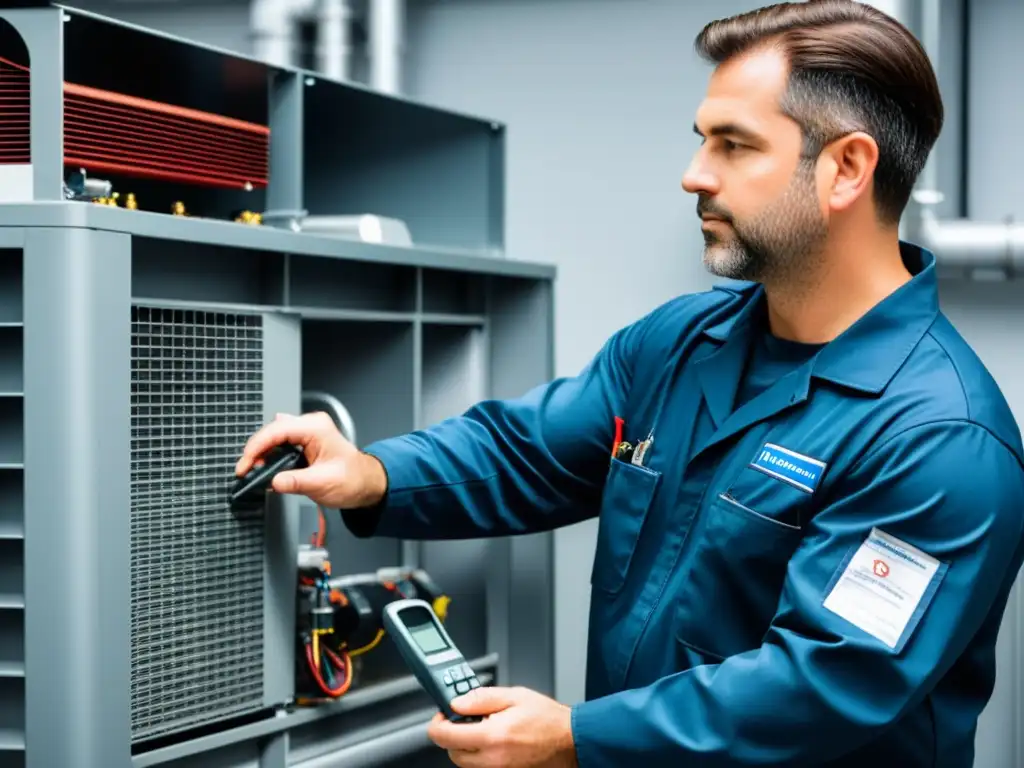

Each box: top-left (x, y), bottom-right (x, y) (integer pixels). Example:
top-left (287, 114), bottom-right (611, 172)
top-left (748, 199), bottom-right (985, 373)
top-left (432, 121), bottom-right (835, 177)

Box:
top-left (130, 306), bottom-right (266, 741)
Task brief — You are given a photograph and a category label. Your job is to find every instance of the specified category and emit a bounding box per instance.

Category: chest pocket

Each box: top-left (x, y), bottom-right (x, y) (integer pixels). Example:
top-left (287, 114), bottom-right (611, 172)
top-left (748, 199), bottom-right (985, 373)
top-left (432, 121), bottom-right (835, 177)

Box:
top-left (674, 464), bottom-right (813, 660)
top-left (590, 458), bottom-right (662, 597)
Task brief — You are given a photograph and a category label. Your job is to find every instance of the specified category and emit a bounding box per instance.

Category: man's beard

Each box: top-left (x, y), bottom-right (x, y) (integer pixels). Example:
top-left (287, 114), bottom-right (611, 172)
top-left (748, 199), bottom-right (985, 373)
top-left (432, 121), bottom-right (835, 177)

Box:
top-left (698, 162), bottom-right (827, 286)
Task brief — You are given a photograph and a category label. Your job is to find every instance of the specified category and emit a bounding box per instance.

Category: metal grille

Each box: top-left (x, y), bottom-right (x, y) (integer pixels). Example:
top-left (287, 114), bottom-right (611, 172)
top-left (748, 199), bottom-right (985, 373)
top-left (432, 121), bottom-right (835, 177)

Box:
top-left (130, 306), bottom-right (266, 741)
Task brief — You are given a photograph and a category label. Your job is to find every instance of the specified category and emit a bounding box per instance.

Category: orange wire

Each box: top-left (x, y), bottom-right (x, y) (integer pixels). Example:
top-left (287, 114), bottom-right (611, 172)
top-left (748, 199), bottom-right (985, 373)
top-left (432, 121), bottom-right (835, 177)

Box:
top-left (316, 505), bottom-right (326, 547)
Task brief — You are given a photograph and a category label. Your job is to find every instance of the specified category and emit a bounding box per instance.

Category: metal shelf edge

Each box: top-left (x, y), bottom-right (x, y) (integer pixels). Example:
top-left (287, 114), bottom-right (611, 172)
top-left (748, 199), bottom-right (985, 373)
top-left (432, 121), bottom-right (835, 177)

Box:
top-left (0, 204), bottom-right (557, 280)
top-left (130, 653), bottom-right (498, 767)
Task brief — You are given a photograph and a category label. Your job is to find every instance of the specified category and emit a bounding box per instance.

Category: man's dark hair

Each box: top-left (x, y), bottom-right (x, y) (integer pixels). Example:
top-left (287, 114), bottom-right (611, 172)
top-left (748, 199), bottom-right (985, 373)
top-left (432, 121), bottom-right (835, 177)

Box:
top-left (694, 0), bottom-right (944, 225)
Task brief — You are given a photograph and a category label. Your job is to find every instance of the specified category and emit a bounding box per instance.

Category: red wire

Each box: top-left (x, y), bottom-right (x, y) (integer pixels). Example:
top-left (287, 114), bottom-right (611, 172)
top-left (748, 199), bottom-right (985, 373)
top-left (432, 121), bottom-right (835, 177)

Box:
top-left (305, 643), bottom-right (352, 698)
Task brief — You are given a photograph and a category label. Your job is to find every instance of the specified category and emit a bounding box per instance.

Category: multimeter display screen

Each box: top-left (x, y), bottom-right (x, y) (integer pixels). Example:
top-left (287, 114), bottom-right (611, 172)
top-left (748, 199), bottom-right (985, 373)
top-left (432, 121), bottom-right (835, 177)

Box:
top-left (401, 606), bottom-right (449, 654)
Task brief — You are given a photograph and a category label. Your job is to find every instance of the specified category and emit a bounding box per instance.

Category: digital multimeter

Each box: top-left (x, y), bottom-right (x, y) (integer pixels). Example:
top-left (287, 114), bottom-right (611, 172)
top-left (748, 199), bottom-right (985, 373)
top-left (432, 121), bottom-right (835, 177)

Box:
top-left (382, 598), bottom-right (483, 722)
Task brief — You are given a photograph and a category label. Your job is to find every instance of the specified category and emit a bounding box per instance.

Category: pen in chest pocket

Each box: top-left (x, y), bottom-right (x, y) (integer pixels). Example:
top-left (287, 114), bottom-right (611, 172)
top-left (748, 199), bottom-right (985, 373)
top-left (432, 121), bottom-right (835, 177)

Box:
top-left (611, 416), bottom-right (635, 462)
top-left (610, 419), bottom-right (654, 466)
top-left (632, 430), bottom-right (654, 466)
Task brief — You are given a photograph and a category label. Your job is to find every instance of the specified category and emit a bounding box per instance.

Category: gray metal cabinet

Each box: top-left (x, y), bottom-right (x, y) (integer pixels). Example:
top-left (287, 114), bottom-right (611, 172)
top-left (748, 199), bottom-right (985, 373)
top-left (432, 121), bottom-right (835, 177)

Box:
top-left (0, 4), bottom-right (557, 766)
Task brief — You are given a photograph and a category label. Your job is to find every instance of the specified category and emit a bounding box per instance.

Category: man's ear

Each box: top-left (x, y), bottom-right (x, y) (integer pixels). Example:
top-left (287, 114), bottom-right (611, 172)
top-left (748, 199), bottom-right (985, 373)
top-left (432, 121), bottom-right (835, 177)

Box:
top-left (822, 131), bottom-right (878, 213)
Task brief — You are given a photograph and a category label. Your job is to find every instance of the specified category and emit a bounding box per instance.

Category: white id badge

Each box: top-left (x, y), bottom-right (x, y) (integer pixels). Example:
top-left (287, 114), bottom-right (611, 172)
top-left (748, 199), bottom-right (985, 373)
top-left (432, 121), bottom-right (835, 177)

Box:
top-left (823, 528), bottom-right (942, 649)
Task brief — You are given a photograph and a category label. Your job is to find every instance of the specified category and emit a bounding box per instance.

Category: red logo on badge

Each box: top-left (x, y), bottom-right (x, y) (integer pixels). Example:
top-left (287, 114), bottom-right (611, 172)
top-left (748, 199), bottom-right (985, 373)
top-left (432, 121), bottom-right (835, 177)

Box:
top-left (873, 559), bottom-right (890, 578)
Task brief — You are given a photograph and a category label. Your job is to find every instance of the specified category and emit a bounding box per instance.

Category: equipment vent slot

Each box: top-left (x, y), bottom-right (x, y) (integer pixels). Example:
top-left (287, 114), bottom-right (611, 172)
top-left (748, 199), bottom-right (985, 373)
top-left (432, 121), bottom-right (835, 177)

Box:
top-left (0, 610), bottom-right (22, 678)
top-left (0, 253), bottom-right (21, 324)
top-left (0, 471), bottom-right (21, 541)
top-left (0, 540), bottom-right (21, 608)
top-left (0, 676), bottom-right (24, 754)
top-left (0, 400), bottom-right (21, 466)
top-left (130, 305), bottom-right (266, 742)
top-left (0, 326), bottom-right (22, 394)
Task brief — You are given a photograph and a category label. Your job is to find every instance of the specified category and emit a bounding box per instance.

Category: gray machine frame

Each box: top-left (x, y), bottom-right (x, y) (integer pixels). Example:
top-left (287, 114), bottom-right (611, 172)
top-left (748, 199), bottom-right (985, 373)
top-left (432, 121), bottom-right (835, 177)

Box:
top-left (0, 4), bottom-right (558, 767)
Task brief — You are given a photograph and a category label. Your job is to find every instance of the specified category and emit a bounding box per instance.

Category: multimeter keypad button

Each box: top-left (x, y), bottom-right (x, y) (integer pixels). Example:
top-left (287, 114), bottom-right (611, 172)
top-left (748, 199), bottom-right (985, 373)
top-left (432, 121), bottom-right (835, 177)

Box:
top-left (469, 677), bottom-right (480, 689)
top-left (443, 672), bottom-right (453, 685)
top-left (461, 663), bottom-right (474, 677)
top-left (449, 666), bottom-right (466, 682)
top-left (455, 680), bottom-right (471, 695)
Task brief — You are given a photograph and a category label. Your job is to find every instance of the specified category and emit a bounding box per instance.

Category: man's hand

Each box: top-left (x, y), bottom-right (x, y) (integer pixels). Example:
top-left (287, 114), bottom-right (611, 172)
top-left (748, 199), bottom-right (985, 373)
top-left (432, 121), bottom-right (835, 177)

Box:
top-left (427, 686), bottom-right (577, 768)
top-left (234, 412), bottom-right (387, 509)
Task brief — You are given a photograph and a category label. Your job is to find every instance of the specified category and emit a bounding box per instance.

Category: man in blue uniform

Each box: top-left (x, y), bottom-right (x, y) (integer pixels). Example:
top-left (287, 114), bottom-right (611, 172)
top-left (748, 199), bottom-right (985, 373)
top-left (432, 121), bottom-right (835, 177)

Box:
top-left (236, 1), bottom-right (1024, 765)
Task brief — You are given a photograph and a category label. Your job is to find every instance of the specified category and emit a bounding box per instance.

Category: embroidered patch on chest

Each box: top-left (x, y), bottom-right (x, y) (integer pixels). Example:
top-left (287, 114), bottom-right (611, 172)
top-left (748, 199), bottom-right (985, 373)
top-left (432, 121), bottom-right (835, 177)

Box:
top-left (749, 442), bottom-right (826, 493)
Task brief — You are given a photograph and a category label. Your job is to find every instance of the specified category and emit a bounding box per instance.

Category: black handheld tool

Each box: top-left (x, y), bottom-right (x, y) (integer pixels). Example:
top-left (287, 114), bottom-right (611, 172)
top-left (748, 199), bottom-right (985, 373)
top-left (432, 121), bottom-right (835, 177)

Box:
top-left (382, 598), bottom-right (482, 722)
top-left (229, 443), bottom-right (308, 514)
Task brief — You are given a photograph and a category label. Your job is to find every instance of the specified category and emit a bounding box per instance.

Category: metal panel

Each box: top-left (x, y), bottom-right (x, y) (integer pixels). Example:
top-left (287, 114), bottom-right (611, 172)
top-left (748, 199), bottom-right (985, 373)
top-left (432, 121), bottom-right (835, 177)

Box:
top-left (402, 310), bottom-right (424, 571)
top-left (259, 312), bottom-right (301, 708)
top-left (487, 124), bottom-right (506, 254)
top-left (484, 277), bottom-right (556, 697)
top-left (24, 226), bottom-right (132, 768)
top-left (302, 80), bottom-right (505, 254)
top-left (0, 231), bottom-right (24, 249)
top-left (299, 319), bottom-right (413, 572)
top-left (257, 733), bottom-right (287, 768)
top-left (266, 71), bottom-right (304, 220)
top-left (129, 305), bottom-right (266, 742)
top-left (419, 323), bottom-right (490, 660)
top-left (290, 711), bottom-right (436, 768)
top-left (0, 7), bottom-right (64, 201)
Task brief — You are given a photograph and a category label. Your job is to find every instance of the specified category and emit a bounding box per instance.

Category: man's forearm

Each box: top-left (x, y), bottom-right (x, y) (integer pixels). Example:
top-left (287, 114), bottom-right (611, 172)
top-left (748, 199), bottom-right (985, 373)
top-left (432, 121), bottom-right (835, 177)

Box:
top-left (341, 386), bottom-right (611, 540)
top-left (337, 314), bottom-right (651, 542)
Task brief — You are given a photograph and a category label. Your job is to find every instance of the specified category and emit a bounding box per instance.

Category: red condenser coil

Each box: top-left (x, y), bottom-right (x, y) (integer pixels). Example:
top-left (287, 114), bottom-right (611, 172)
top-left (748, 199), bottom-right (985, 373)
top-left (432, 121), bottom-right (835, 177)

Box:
top-left (0, 56), bottom-right (30, 165)
top-left (0, 55), bottom-right (269, 190)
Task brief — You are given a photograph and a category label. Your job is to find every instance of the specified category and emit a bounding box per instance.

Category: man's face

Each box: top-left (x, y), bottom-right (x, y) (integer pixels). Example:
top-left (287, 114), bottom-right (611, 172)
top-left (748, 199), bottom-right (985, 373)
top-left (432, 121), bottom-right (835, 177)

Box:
top-left (683, 47), bottom-right (828, 285)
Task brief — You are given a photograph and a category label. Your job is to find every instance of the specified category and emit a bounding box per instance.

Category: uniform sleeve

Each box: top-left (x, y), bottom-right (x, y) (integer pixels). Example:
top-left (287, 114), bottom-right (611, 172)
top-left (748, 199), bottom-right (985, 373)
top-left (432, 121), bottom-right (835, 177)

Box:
top-left (339, 317), bottom-right (646, 540)
top-left (570, 419), bottom-right (1024, 766)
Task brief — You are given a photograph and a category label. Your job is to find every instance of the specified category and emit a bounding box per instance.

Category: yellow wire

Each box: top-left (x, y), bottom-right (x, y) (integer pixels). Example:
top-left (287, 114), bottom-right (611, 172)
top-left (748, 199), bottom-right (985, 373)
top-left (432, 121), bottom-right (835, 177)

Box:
top-left (347, 628), bottom-right (385, 658)
top-left (312, 632), bottom-right (320, 669)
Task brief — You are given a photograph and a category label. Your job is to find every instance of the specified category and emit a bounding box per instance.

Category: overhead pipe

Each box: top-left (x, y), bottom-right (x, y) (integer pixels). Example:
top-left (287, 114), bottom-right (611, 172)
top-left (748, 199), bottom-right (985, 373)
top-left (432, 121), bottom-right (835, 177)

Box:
top-left (861, 0), bottom-right (1024, 274)
top-left (369, 0), bottom-right (405, 95)
top-left (918, 214), bottom-right (1024, 273)
top-left (314, 0), bottom-right (354, 81)
top-left (250, 0), bottom-right (316, 69)
top-left (250, 0), bottom-right (354, 81)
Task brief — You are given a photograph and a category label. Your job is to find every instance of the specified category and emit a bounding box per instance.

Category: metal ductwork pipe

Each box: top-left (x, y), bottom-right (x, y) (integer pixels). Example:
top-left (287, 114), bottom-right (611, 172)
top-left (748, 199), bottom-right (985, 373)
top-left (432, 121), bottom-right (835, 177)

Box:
top-left (251, 0), bottom-right (353, 81)
top-left (860, 0), bottom-right (1024, 274)
top-left (369, 0), bottom-right (405, 95)
top-left (315, 0), bottom-right (354, 81)
top-left (919, 213), bottom-right (1024, 274)
top-left (250, 0), bottom-right (316, 69)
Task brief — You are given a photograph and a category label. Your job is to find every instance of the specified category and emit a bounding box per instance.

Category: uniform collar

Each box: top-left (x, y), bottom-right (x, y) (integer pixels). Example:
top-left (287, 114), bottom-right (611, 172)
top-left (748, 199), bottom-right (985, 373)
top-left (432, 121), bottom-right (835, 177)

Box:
top-left (702, 241), bottom-right (940, 395)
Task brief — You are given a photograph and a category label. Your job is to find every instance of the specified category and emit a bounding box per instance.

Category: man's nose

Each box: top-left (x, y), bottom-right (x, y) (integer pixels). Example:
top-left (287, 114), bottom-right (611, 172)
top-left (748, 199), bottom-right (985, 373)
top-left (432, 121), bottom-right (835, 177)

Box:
top-left (682, 155), bottom-right (718, 196)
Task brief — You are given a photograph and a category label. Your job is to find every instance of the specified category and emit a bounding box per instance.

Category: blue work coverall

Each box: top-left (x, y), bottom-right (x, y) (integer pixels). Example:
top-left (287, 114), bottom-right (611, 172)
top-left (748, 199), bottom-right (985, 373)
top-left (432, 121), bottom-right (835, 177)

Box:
top-left (342, 243), bottom-right (1024, 766)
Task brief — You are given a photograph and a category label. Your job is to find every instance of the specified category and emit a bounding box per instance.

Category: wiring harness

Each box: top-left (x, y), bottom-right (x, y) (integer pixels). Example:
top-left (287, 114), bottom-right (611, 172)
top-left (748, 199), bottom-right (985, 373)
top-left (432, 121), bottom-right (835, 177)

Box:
top-left (297, 509), bottom-right (353, 699)
top-left (295, 506), bottom-right (451, 704)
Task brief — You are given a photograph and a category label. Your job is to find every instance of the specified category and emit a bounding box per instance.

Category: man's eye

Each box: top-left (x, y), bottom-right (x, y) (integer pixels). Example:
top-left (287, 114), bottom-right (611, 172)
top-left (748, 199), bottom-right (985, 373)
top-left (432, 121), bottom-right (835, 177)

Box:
top-left (722, 139), bottom-right (741, 152)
